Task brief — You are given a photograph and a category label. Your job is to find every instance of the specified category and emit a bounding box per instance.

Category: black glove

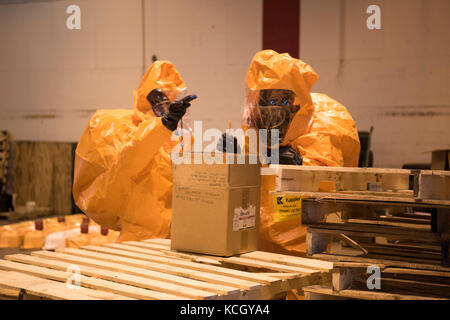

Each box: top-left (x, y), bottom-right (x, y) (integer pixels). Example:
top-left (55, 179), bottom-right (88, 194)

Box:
top-left (216, 133), bottom-right (241, 154)
top-left (279, 145), bottom-right (302, 165)
top-left (263, 146), bottom-right (302, 165)
top-left (161, 100), bottom-right (191, 131)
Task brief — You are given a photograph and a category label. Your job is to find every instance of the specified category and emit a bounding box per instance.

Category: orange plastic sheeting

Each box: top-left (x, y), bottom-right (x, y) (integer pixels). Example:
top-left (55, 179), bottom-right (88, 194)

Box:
top-left (258, 174), bottom-right (307, 257)
top-left (293, 92), bottom-right (361, 167)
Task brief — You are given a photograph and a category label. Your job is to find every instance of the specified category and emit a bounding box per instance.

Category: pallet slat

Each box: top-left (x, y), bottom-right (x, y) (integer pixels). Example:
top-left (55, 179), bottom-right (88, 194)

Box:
top-left (5, 254), bottom-right (191, 300)
top-left (60, 248), bottom-right (261, 292)
top-left (382, 267), bottom-right (450, 278)
top-left (240, 251), bottom-right (333, 271)
top-left (72, 248), bottom-right (241, 296)
top-left (221, 256), bottom-right (320, 274)
top-left (103, 242), bottom-right (222, 266)
top-left (144, 238), bottom-right (171, 246)
top-left (0, 270), bottom-right (97, 300)
top-left (100, 243), bottom-right (282, 285)
top-left (0, 260), bottom-right (136, 300)
top-left (303, 285), bottom-right (443, 300)
top-left (27, 251), bottom-right (219, 300)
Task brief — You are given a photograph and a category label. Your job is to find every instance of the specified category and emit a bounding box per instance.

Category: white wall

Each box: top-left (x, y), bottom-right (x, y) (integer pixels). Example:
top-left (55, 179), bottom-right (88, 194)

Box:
top-left (2, 0), bottom-right (448, 169)
top-left (144, 0), bottom-right (262, 134)
top-left (301, 0), bottom-right (450, 168)
top-left (0, 0), bottom-right (144, 142)
top-left (0, 0), bottom-right (262, 142)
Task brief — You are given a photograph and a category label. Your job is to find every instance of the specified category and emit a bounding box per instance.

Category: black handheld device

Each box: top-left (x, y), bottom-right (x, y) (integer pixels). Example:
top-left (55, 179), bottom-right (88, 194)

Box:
top-left (180, 94), bottom-right (198, 104)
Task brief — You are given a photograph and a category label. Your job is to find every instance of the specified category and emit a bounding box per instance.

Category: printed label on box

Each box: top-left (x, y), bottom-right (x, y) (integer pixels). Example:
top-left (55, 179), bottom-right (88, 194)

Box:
top-left (272, 194), bottom-right (302, 222)
top-left (173, 186), bottom-right (224, 205)
top-left (233, 205), bottom-right (256, 231)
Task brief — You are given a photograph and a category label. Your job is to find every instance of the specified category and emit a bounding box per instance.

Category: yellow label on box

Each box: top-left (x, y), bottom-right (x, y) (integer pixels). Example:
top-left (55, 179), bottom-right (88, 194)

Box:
top-left (272, 194), bottom-right (302, 222)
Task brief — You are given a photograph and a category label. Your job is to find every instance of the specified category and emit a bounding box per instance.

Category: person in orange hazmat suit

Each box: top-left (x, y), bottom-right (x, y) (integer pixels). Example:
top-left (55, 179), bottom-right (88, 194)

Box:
top-left (72, 61), bottom-right (196, 242)
top-left (218, 49), bottom-right (360, 256)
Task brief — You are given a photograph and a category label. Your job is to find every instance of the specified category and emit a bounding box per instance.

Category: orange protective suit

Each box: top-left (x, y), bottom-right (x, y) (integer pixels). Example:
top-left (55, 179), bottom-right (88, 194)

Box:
top-left (243, 50), bottom-right (360, 256)
top-left (73, 61), bottom-right (187, 242)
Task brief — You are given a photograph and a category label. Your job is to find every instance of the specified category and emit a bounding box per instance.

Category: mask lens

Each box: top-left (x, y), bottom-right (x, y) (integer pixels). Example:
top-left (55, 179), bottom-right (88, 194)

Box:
top-left (253, 89), bottom-right (297, 146)
top-left (152, 101), bottom-right (170, 117)
top-left (147, 89), bottom-right (170, 117)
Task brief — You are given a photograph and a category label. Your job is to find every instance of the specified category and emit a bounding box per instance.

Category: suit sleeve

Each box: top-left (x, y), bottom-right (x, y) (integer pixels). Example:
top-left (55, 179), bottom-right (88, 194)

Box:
top-left (72, 110), bottom-right (173, 229)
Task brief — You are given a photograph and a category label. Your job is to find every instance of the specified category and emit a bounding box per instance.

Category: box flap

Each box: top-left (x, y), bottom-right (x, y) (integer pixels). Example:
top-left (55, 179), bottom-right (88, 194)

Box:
top-left (172, 152), bottom-right (261, 187)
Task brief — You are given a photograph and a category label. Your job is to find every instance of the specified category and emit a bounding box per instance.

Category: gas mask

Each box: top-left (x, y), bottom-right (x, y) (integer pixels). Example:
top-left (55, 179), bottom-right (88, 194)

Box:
top-left (254, 89), bottom-right (300, 148)
top-left (146, 89), bottom-right (171, 117)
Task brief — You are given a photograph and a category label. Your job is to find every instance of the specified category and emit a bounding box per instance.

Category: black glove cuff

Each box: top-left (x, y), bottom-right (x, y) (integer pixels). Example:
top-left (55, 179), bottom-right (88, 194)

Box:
top-left (278, 146), bottom-right (303, 165)
top-left (162, 115), bottom-right (178, 131)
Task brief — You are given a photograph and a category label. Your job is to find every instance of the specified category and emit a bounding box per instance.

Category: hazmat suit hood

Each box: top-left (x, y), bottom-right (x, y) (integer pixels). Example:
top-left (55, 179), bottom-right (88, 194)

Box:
top-left (245, 49), bottom-right (318, 108)
top-left (242, 50), bottom-right (319, 148)
top-left (242, 49), bottom-right (360, 166)
top-left (132, 61), bottom-right (187, 123)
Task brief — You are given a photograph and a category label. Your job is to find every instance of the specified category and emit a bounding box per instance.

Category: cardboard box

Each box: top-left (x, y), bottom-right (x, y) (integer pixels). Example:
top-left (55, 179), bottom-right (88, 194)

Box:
top-left (171, 153), bottom-right (261, 256)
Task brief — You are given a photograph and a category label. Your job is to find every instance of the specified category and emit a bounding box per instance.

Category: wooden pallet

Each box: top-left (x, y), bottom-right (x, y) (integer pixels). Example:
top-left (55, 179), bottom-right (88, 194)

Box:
top-left (303, 285), bottom-right (446, 300)
top-left (0, 238), bottom-right (332, 300)
top-left (269, 165), bottom-right (450, 299)
top-left (272, 165), bottom-right (450, 266)
top-left (273, 165), bottom-right (450, 204)
top-left (294, 194), bottom-right (450, 266)
top-left (303, 259), bottom-right (450, 300)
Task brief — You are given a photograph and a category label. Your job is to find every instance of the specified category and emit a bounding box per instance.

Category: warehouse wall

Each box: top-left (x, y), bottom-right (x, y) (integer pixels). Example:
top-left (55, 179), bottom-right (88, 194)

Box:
top-left (144, 0), bottom-right (262, 134)
top-left (0, 0), bottom-right (143, 142)
top-left (0, 0), bottom-right (262, 141)
top-left (2, 0), bottom-right (448, 169)
top-left (300, 0), bottom-right (450, 168)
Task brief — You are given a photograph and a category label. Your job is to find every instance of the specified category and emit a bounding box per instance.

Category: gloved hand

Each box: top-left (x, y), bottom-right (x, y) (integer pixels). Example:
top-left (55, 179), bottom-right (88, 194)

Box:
top-left (216, 133), bottom-right (241, 154)
top-left (161, 100), bottom-right (191, 131)
top-left (279, 145), bottom-right (302, 165)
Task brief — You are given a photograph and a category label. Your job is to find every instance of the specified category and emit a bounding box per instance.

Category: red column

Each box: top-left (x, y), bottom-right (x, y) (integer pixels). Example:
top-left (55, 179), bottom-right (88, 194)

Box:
top-left (262, 0), bottom-right (300, 58)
